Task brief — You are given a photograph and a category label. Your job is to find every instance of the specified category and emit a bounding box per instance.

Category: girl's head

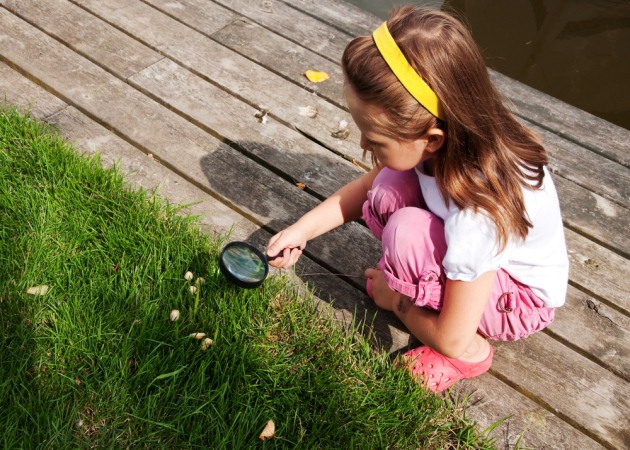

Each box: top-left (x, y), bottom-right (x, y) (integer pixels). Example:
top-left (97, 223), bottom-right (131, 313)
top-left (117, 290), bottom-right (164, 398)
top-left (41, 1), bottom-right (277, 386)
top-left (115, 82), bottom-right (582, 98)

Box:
top-left (342, 6), bottom-right (549, 247)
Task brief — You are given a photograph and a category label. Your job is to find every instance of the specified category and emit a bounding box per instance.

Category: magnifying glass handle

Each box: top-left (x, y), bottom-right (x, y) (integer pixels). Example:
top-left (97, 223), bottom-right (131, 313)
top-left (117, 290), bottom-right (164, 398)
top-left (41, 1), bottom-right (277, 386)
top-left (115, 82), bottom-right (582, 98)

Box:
top-left (266, 247), bottom-right (302, 261)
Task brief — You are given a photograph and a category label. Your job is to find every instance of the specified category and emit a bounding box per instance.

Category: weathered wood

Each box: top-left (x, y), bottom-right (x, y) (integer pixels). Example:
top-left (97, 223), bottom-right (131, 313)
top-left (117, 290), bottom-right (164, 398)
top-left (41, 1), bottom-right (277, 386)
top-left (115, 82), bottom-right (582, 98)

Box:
top-left (491, 71), bottom-right (630, 169)
top-left (0, 66), bottom-right (67, 120)
top-left (68, 0), bottom-right (365, 165)
top-left (555, 175), bottom-right (630, 258)
top-left (144, 0), bottom-right (346, 108)
top-left (453, 376), bottom-right (605, 449)
top-left (566, 228), bottom-right (630, 313)
top-left (549, 285), bottom-right (629, 381)
top-left (535, 122), bottom-right (630, 209)
top-left (491, 333), bottom-right (630, 449)
top-left (281, 0), bottom-right (381, 38)
top-left (128, 57), bottom-right (360, 198)
top-left (4, 0), bottom-right (161, 80)
top-left (212, 0), bottom-right (351, 62)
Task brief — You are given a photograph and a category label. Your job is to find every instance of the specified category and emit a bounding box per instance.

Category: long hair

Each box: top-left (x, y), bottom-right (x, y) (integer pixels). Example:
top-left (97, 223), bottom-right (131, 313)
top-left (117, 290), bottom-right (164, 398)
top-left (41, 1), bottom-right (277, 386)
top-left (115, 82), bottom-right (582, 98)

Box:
top-left (342, 6), bottom-right (548, 249)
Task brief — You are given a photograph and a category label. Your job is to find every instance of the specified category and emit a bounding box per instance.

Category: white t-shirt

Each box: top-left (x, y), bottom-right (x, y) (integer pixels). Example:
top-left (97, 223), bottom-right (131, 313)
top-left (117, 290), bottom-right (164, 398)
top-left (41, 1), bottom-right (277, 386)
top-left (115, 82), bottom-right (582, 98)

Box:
top-left (416, 165), bottom-right (569, 307)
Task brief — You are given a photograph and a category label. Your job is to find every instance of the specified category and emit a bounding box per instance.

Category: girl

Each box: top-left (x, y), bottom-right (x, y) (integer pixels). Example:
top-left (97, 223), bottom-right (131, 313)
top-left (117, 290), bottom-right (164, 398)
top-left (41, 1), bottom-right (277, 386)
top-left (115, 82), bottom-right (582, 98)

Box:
top-left (266, 6), bottom-right (569, 393)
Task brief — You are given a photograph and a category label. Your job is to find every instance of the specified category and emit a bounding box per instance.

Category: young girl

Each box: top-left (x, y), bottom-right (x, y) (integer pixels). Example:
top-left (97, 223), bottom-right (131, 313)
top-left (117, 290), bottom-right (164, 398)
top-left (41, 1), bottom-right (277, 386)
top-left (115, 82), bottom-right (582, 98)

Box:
top-left (266, 6), bottom-right (569, 393)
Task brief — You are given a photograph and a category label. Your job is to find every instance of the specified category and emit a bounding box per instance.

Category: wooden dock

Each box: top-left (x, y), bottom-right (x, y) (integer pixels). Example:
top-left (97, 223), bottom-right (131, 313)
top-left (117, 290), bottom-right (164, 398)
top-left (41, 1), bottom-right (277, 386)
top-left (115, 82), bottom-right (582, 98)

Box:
top-left (1, 0), bottom-right (628, 448)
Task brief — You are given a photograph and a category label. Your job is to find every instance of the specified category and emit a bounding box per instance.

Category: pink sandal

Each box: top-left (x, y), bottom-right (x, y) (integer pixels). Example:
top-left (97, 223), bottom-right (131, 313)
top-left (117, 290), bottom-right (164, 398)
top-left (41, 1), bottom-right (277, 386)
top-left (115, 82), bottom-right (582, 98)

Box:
top-left (401, 345), bottom-right (494, 393)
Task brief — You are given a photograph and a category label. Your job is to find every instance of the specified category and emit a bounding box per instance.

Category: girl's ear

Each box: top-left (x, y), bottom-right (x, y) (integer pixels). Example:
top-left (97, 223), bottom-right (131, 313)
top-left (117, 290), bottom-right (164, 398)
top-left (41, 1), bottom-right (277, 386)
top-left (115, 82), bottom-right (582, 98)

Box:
top-left (424, 127), bottom-right (446, 154)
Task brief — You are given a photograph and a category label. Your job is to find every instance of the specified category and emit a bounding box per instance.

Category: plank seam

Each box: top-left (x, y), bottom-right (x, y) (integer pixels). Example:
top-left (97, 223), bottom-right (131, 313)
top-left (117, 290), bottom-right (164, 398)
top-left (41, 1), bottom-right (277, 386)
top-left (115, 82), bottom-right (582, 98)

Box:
top-left (487, 369), bottom-right (617, 450)
top-left (519, 113), bottom-right (630, 171)
top-left (138, 0), bottom-right (348, 111)
top-left (206, 0), bottom-right (347, 66)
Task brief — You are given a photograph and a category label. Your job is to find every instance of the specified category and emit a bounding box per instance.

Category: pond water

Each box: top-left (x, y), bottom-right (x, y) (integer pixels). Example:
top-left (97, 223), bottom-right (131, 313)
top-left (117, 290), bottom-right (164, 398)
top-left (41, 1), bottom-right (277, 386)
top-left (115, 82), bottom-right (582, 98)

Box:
top-left (344, 0), bottom-right (630, 131)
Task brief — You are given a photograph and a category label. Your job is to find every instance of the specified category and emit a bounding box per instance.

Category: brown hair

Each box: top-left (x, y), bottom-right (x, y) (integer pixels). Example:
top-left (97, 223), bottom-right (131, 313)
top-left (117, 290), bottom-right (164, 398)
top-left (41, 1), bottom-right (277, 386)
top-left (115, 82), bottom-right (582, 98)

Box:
top-left (342, 6), bottom-right (549, 249)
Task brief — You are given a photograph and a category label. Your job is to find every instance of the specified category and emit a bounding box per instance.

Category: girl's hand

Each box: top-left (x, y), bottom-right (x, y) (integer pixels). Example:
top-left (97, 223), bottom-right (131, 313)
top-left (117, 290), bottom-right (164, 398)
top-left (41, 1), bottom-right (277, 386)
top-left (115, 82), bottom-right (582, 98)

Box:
top-left (266, 226), bottom-right (307, 268)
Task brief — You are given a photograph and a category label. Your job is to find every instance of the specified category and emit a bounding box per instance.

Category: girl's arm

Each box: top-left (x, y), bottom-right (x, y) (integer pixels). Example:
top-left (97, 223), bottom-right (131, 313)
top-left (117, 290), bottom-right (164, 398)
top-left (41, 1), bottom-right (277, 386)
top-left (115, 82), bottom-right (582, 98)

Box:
top-left (372, 270), bottom-right (496, 360)
top-left (267, 167), bottom-right (381, 267)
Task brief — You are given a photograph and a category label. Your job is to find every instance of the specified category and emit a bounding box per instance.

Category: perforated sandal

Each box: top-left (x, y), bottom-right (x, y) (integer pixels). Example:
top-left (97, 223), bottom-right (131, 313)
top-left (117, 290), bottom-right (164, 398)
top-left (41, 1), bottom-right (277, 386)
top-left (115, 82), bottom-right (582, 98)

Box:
top-left (401, 345), bottom-right (494, 393)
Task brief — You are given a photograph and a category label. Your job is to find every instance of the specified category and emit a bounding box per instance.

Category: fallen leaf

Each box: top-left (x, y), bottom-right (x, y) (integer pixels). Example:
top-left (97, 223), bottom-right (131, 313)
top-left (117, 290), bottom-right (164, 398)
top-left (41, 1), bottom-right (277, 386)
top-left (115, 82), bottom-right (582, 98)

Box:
top-left (295, 182), bottom-right (306, 190)
top-left (169, 310), bottom-right (180, 322)
top-left (189, 332), bottom-right (206, 339)
top-left (298, 105), bottom-right (318, 118)
top-left (331, 128), bottom-right (350, 140)
top-left (259, 419), bottom-right (275, 440)
top-left (255, 109), bottom-right (269, 124)
top-left (200, 337), bottom-right (213, 351)
top-left (304, 70), bottom-right (329, 83)
top-left (26, 285), bottom-right (49, 296)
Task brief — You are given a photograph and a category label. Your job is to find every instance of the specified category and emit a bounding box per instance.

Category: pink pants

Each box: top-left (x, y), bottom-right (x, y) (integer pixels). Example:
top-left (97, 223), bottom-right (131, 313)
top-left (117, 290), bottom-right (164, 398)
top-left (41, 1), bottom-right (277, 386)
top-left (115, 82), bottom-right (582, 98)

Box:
top-left (362, 168), bottom-right (555, 341)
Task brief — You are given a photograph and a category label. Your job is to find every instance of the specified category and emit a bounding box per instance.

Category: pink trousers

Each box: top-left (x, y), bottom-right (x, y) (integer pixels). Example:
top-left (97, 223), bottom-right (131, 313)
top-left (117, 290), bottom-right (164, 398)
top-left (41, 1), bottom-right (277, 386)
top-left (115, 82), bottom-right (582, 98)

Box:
top-left (362, 168), bottom-right (555, 341)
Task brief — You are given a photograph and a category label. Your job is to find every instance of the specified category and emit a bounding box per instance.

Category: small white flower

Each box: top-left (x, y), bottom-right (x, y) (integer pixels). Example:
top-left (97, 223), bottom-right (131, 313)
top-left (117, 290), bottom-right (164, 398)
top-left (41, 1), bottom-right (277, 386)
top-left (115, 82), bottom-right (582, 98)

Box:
top-left (195, 277), bottom-right (205, 285)
top-left (189, 332), bottom-right (206, 339)
top-left (184, 271), bottom-right (194, 281)
top-left (189, 286), bottom-right (197, 295)
top-left (169, 310), bottom-right (180, 322)
top-left (200, 337), bottom-right (213, 350)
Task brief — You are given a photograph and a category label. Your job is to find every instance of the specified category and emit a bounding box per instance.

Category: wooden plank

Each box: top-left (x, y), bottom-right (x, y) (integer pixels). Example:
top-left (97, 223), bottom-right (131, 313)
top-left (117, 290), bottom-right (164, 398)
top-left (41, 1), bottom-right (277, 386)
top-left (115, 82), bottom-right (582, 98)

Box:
top-left (143, 0), bottom-right (346, 108)
top-left (566, 228), bottom-right (630, 314)
top-left (4, 0), bottom-right (161, 80)
top-left (453, 376), bottom-right (605, 450)
top-left (281, 0), bottom-right (381, 37)
top-left (127, 57), bottom-right (360, 198)
top-left (68, 0), bottom-right (365, 165)
top-left (555, 175), bottom-right (630, 258)
top-left (0, 62), bottom-right (67, 119)
top-left (212, 0), bottom-right (351, 62)
top-left (491, 71), bottom-right (630, 169)
top-left (537, 122), bottom-right (630, 210)
top-left (491, 333), bottom-right (629, 449)
top-left (549, 285), bottom-right (629, 380)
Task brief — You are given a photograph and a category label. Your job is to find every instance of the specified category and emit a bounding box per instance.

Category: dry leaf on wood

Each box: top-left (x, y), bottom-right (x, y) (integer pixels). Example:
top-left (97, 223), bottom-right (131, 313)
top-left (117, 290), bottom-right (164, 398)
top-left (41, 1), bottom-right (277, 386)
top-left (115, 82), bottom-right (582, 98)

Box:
top-left (304, 70), bottom-right (329, 83)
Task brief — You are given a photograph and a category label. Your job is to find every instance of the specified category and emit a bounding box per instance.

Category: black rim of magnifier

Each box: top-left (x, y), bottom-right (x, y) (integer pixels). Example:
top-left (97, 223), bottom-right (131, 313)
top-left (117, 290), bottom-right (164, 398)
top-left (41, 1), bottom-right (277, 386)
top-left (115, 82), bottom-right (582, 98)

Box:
top-left (219, 241), bottom-right (269, 289)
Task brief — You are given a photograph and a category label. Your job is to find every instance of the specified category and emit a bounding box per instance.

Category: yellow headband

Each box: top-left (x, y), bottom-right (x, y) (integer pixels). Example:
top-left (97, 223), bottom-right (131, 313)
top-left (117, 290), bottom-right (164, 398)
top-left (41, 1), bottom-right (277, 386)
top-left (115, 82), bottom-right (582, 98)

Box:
top-left (372, 22), bottom-right (446, 121)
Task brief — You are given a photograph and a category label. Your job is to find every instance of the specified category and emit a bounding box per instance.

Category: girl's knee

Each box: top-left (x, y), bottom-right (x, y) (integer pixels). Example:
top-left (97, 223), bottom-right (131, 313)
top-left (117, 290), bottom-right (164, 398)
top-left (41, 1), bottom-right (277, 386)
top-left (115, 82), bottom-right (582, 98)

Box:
top-left (382, 208), bottom-right (447, 255)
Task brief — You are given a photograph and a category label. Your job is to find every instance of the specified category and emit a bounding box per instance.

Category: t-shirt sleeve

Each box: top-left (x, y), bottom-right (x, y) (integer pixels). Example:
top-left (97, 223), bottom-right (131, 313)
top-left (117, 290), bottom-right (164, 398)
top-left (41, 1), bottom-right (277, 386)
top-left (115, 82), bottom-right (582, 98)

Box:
top-left (442, 209), bottom-right (510, 281)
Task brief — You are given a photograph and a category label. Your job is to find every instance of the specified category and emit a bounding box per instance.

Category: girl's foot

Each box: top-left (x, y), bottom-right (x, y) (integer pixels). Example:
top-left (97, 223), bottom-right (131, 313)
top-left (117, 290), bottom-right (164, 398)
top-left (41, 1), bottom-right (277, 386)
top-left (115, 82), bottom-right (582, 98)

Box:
top-left (400, 345), bottom-right (494, 393)
top-left (365, 268), bottom-right (401, 311)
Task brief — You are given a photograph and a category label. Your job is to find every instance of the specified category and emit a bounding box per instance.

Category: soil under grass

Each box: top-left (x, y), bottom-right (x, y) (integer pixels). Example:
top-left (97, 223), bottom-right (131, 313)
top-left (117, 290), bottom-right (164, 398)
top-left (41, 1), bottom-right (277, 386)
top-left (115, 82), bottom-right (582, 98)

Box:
top-left (0, 107), bottom-right (496, 448)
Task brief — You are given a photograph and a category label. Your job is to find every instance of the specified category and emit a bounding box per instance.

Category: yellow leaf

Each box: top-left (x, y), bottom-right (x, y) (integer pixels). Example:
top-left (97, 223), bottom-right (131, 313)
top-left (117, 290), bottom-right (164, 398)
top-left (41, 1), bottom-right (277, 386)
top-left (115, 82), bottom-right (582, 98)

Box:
top-left (26, 285), bottom-right (49, 295)
top-left (304, 70), bottom-right (329, 83)
top-left (259, 419), bottom-right (275, 440)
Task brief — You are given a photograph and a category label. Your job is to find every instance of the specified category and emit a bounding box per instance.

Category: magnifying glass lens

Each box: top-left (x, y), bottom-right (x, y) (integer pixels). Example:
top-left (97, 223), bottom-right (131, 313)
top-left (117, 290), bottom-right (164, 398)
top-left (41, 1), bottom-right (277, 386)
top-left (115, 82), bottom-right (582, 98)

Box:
top-left (223, 246), bottom-right (266, 282)
top-left (219, 242), bottom-right (269, 288)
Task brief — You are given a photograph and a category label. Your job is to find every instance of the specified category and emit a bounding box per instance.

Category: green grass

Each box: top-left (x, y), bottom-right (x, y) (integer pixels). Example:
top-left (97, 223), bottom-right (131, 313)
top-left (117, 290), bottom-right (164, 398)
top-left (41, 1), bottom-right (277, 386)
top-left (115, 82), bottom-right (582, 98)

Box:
top-left (0, 107), bottom-right (497, 449)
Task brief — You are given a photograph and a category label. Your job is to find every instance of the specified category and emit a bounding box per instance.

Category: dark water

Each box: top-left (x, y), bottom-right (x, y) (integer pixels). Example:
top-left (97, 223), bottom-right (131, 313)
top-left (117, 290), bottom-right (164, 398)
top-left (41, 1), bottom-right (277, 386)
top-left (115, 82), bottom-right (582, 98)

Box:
top-left (345, 0), bottom-right (630, 131)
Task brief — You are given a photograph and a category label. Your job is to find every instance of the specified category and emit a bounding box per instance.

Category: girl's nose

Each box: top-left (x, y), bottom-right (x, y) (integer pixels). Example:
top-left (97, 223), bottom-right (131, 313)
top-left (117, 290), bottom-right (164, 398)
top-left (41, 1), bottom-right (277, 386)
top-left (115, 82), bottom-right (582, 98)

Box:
top-left (360, 134), bottom-right (370, 151)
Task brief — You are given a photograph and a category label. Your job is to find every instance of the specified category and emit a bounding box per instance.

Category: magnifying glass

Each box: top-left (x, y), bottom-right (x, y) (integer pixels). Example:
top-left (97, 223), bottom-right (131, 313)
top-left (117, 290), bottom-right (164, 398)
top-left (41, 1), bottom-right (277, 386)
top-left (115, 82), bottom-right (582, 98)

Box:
top-left (219, 241), bottom-right (296, 289)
